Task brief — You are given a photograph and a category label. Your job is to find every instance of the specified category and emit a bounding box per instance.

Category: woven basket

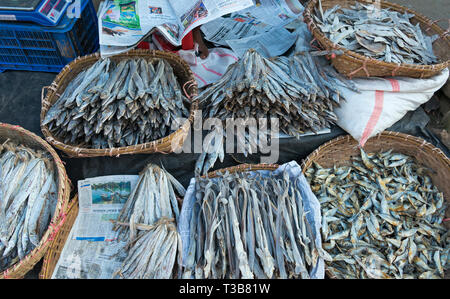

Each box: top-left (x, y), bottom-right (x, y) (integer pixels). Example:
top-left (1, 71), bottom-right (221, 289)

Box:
top-left (0, 123), bottom-right (71, 279)
top-left (39, 195), bottom-right (78, 279)
top-left (301, 131), bottom-right (450, 278)
top-left (40, 49), bottom-right (199, 158)
top-left (303, 0), bottom-right (450, 79)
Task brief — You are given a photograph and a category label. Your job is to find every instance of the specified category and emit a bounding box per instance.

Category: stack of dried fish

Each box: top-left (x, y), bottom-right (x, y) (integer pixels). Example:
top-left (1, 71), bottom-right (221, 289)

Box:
top-left (114, 163), bottom-right (185, 241)
top-left (42, 58), bottom-right (190, 149)
top-left (199, 48), bottom-right (356, 137)
top-left (0, 140), bottom-right (57, 271)
top-left (195, 48), bottom-right (358, 175)
top-left (306, 149), bottom-right (449, 279)
top-left (114, 218), bottom-right (182, 279)
top-left (113, 164), bottom-right (185, 279)
top-left (314, 1), bottom-right (438, 64)
top-left (182, 170), bottom-right (330, 279)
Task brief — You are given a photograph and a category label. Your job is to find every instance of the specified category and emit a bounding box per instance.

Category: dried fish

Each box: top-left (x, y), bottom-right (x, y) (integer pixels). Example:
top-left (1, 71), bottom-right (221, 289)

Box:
top-left (0, 140), bottom-right (58, 271)
top-left (195, 48), bottom-right (357, 175)
top-left (314, 2), bottom-right (438, 64)
top-left (43, 58), bottom-right (191, 149)
top-left (182, 170), bottom-right (328, 279)
top-left (306, 149), bottom-right (449, 279)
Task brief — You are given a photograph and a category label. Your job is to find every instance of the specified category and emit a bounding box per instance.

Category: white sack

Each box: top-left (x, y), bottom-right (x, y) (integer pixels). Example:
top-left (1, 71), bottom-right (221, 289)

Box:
top-left (335, 68), bottom-right (449, 146)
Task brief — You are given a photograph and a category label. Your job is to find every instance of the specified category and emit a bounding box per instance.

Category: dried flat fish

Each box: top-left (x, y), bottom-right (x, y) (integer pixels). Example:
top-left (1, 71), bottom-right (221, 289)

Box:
top-left (306, 149), bottom-right (449, 279)
top-left (314, 2), bottom-right (438, 65)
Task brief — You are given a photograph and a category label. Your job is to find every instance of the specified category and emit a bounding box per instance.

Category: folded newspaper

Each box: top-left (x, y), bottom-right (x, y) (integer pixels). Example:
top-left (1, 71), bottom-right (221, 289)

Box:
top-left (51, 175), bottom-right (139, 279)
top-left (99, 0), bottom-right (254, 56)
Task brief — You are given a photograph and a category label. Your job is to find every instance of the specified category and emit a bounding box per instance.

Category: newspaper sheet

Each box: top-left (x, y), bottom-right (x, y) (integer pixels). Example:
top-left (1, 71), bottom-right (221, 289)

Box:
top-left (51, 175), bottom-right (139, 279)
top-left (225, 26), bottom-right (298, 58)
top-left (200, 0), bottom-right (303, 57)
top-left (99, 0), bottom-right (253, 53)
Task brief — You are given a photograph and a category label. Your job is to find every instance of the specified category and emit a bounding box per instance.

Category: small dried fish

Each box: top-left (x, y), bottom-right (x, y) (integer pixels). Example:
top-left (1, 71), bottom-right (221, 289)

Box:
top-left (314, 2), bottom-right (438, 64)
top-left (306, 149), bottom-right (449, 279)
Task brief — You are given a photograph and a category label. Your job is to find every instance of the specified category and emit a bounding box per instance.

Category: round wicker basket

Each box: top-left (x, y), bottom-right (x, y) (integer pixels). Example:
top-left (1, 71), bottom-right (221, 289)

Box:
top-left (301, 131), bottom-right (450, 278)
top-left (303, 0), bottom-right (450, 79)
top-left (40, 49), bottom-right (199, 158)
top-left (0, 123), bottom-right (71, 279)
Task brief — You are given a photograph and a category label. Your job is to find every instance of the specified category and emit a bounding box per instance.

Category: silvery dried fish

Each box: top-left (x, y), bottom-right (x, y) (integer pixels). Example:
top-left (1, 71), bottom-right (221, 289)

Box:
top-left (314, 2), bottom-right (438, 65)
top-left (43, 58), bottom-right (191, 149)
top-left (0, 140), bottom-right (58, 271)
top-left (112, 163), bottom-right (185, 279)
top-left (195, 48), bottom-right (357, 175)
top-left (305, 149), bottom-right (449, 279)
top-left (182, 170), bottom-right (329, 279)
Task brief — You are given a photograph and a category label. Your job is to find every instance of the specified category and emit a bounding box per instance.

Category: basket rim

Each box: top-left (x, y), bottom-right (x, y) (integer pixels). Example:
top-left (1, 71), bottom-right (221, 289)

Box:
top-left (303, 0), bottom-right (450, 73)
top-left (0, 123), bottom-right (71, 279)
top-left (39, 195), bottom-right (78, 279)
top-left (301, 130), bottom-right (450, 170)
top-left (40, 49), bottom-right (199, 158)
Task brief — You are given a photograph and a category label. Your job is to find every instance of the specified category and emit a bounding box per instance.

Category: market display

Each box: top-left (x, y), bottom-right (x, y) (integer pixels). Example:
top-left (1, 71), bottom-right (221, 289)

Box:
top-left (42, 58), bottom-right (191, 149)
top-left (305, 149), bottom-right (449, 279)
top-left (0, 140), bottom-right (57, 271)
top-left (182, 170), bottom-right (330, 279)
top-left (313, 2), bottom-right (438, 65)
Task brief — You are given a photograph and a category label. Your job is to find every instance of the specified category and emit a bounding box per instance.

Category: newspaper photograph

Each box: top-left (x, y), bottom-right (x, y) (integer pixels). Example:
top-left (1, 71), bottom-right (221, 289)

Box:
top-left (51, 175), bottom-right (139, 279)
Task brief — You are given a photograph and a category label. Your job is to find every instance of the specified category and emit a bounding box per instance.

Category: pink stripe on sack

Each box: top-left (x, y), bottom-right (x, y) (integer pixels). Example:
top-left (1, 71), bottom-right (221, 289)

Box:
top-left (360, 90), bottom-right (384, 147)
top-left (201, 64), bottom-right (222, 76)
top-left (387, 79), bottom-right (400, 92)
top-left (193, 72), bottom-right (207, 85)
top-left (214, 52), bottom-right (238, 61)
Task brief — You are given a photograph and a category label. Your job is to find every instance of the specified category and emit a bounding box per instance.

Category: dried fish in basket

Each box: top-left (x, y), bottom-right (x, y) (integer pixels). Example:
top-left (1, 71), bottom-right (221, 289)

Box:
top-left (180, 163), bottom-right (330, 279)
top-left (303, 0), bottom-right (450, 78)
top-left (0, 123), bottom-right (70, 278)
top-left (313, 1), bottom-right (439, 65)
top-left (112, 163), bottom-right (185, 279)
top-left (41, 50), bottom-right (198, 157)
top-left (303, 132), bottom-right (450, 279)
top-left (195, 48), bottom-right (358, 175)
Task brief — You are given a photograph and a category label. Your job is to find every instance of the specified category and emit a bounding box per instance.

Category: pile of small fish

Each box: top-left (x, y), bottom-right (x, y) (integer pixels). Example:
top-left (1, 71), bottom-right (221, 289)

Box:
top-left (305, 149), bottom-right (449, 279)
top-left (199, 48), bottom-right (356, 137)
top-left (114, 218), bottom-right (182, 279)
top-left (314, 1), bottom-right (438, 64)
top-left (0, 140), bottom-right (57, 271)
top-left (42, 57), bottom-right (191, 149)
top-left (113, 164), bottom-right (185, 279)
top-left (182, 170), bottom-right (330, 279)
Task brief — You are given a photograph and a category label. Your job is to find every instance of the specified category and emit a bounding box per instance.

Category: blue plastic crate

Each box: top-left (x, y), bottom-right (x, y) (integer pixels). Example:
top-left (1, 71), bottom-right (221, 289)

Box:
top-left (0, 0), bottom-right (99, 72)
